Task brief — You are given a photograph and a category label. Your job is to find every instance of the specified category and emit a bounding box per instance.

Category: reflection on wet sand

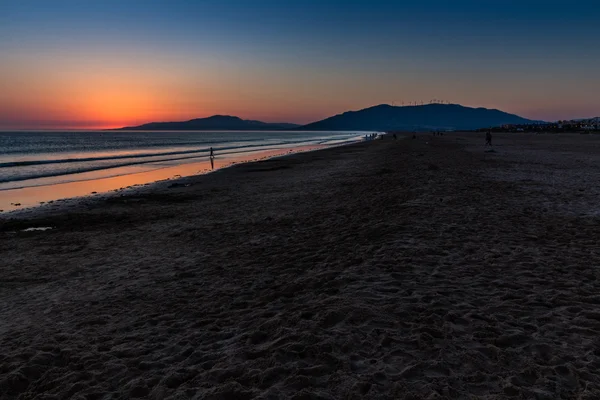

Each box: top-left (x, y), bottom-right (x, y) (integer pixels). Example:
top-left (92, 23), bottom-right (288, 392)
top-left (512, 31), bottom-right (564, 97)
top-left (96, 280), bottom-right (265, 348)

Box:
top-left (0, 145), bottom-right (324, 212)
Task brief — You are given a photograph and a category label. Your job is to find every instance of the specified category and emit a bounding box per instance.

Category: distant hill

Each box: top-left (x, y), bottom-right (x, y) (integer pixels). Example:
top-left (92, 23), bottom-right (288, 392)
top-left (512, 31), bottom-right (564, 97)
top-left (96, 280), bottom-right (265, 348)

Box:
top-left (117, 115), bottom-right (300, 131)
top-left (116, 104), bottom-right (538, 132)
top-left (298, 104), bottom-right (537, 131)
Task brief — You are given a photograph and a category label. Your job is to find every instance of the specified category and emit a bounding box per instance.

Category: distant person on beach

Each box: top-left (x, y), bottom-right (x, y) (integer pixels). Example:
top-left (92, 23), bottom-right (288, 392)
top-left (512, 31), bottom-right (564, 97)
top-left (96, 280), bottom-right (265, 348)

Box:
top-left (393, 133), bottom-right (397, 140)
top-left (209, 147), bottom-right (215, 169)
top-left (485, 131), bottom-right (492, 146)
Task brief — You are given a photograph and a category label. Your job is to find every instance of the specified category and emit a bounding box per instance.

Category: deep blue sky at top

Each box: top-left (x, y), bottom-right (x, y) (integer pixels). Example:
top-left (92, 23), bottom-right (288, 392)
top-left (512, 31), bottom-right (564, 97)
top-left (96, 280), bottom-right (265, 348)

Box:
top-left (1, 0), bottom-right (599, 127)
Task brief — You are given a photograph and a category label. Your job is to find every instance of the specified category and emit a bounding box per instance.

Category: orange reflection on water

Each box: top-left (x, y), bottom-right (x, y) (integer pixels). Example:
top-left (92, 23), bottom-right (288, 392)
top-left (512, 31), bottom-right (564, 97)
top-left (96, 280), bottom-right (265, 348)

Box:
top-left (0, 145), bottom-right (324, 213)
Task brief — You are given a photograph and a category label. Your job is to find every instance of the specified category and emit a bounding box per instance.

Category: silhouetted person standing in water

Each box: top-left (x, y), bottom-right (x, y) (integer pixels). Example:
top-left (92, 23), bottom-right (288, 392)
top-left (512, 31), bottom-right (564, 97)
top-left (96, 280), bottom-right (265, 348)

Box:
top-left (485, 131), bottom-right (492, 146)
top-left (209, 147), bottom-right (215, 170)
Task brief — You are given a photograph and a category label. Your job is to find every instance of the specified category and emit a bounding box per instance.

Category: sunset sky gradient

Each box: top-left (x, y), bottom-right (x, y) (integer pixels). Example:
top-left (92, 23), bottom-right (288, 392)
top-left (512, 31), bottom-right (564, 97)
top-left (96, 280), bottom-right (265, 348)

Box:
top-left (1, 0), bottom-right (599, 129)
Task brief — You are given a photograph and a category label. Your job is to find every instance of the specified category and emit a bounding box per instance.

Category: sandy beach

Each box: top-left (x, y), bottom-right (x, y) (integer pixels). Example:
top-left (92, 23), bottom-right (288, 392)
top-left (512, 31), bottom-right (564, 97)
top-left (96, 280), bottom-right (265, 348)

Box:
top-left (1, 132), bottom-right (600, 399)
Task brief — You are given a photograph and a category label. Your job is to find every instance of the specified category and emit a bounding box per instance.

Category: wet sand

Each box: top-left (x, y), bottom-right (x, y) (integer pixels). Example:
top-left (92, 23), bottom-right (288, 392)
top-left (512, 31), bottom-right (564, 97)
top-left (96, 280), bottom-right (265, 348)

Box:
top-left (0, 145), bottom-right (326, 213)
top-left (1, 133), bottom-right (600, 399)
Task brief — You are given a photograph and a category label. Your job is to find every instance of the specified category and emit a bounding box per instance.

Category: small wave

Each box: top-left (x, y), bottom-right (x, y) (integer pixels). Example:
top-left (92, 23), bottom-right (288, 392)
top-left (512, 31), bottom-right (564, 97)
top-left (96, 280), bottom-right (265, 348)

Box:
top-left (0, 136), bottom-right (268, 155)
top-left (0, 148), bottom-right (212, 168)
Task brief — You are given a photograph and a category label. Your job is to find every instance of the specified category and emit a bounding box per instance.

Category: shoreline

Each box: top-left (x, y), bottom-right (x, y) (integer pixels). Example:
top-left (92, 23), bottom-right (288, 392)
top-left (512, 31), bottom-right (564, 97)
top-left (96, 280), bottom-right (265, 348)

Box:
top-left (2, 132), bottom-right (600, 398)
top-left (0, 140), bottom-right (360, 218)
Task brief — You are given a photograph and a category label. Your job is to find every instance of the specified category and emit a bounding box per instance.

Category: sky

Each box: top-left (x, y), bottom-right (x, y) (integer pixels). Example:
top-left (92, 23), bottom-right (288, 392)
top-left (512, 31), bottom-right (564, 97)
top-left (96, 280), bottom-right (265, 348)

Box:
top-left (1, 0), bottom-right (599, 129)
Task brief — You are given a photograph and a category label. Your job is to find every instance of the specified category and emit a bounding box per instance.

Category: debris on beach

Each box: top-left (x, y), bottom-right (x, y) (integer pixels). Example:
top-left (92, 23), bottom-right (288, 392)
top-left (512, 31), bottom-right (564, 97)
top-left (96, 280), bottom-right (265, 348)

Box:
top-left (21, 227), bottom-right (53, 232)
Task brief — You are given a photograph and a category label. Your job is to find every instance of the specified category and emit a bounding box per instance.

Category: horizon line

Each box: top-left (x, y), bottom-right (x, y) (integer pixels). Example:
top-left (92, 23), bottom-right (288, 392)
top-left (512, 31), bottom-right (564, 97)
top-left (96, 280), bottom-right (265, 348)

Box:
top-left (3, 102), bottom-right (595, 131)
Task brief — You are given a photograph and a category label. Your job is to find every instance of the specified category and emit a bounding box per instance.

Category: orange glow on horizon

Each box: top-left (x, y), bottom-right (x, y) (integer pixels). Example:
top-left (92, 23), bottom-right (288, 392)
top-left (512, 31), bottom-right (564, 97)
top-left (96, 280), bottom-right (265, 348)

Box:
top-left (0, 51), bottom-right (362, 130)
top-left (6, 48), bottom-right (595, 129)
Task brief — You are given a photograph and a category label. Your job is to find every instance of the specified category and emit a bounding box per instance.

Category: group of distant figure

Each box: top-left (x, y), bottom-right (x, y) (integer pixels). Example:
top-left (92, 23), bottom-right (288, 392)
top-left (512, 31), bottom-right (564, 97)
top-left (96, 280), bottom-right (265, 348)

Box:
top-left (380, 130), bottom-right (493, 147)
top-left (365, 133), bottom-right (379, 141)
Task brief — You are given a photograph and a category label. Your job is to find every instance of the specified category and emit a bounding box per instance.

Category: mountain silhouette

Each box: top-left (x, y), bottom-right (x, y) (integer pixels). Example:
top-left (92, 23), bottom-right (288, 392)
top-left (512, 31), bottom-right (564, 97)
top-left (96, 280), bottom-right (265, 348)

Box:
top-left (117, 115), bottom-right (299, 131)
top-left (298, 104), bottom-right (537, 131)
top-left (117, 104), bottom-right (538, 132)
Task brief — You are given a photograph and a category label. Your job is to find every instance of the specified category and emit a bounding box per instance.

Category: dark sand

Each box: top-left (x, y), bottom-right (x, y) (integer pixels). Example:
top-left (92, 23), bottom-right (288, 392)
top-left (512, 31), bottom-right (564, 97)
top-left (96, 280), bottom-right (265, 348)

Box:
top-left (1, 133), bottom-right (600, 399)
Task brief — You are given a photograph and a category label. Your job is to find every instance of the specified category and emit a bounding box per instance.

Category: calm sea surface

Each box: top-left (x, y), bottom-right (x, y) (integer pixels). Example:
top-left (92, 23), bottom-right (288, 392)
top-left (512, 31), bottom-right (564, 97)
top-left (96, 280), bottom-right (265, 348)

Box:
top-left (0, 130), bottom-right (363, 191)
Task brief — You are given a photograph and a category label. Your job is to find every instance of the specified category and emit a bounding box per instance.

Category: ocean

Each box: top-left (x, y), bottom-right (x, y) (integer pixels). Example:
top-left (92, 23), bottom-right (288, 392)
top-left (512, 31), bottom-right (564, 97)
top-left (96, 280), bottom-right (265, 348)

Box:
top-left (0, 130), bottom-right (364, 211)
